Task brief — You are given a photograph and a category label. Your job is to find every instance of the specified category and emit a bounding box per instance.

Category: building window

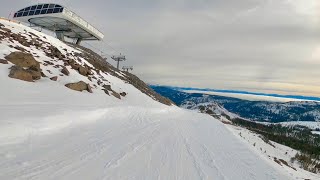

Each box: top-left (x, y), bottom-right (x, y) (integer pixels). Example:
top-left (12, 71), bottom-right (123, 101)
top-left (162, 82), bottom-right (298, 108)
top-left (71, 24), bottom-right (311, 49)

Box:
top-left (36, 5), bottom-right (43, 9)
top-left (31, 6), bottom-right (37, 10)
top-left (23, 11), bottom-right (28, 16)
top-left (40, 9), bottom-right (47, 14)
top-left (53, 8), bottom-right (61, 13)
top-left (43, 4), bottom-right (49, 8)
top-left (47, 9), bottom-right (54, 14)
top-left (35, 10), bottom-right (41, 15)
top-left (29, 11), bottom-right (35, 16)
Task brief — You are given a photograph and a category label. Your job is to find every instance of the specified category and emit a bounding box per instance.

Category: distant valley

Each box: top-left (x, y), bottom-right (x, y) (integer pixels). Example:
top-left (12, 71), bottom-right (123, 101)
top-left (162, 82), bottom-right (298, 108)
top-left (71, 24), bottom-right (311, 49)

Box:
top-left (151, 85), bottom-right (320, 123)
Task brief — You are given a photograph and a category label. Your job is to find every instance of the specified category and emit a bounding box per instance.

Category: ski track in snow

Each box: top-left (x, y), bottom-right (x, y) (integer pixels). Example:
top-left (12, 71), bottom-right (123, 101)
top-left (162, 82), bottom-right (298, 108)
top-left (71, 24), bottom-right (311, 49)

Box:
top-left (0, 106), bottom-right (290, 180)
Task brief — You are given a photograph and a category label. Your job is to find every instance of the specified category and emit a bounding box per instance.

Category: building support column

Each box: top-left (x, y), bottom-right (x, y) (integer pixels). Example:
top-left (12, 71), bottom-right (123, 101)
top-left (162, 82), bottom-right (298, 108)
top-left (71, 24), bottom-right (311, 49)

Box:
top-left (76, 38), bottom-right (82, 45)
top-left (55, 31), bottom-right (65, 41)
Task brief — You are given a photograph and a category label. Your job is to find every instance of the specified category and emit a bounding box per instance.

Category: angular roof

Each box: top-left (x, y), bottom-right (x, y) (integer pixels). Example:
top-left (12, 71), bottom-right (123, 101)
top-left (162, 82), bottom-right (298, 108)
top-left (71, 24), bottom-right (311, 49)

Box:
top-left (13, 4), bottom-right (104, 41)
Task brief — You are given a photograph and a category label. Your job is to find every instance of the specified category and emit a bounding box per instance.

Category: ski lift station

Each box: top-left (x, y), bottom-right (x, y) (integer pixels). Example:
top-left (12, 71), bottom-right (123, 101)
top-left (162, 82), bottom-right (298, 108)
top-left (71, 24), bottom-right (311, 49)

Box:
top-left (13, 3), bottom-right (104, 45)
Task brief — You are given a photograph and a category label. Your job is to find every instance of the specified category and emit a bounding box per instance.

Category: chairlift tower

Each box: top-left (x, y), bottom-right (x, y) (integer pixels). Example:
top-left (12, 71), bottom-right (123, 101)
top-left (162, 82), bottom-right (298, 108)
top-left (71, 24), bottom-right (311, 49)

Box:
top-left (122, 66), bottom-right (133, 72)
top-left (111, 53), bottom-right (126, 69)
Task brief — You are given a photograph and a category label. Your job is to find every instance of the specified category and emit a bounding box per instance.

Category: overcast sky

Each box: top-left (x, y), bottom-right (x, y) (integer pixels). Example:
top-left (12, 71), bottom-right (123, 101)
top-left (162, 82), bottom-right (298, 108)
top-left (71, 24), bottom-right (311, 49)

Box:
top-left (1, 0), bottom-right (320, 96)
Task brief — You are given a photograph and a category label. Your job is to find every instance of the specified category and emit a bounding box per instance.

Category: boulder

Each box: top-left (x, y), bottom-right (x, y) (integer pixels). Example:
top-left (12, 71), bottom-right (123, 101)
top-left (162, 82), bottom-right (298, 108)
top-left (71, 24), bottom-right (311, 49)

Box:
top-left (61, 66), bottom-right (70, 76)
top-left (112, 91), bottom-right (121, 99)
top-left (0, 59), bottom-right (8, 64)
top-left (8, 65), bottom-right (33, 82)
top-left (5, 51), bottom-right (40, 69)
top-left (103, 84), bottom-right (112, 91)
top-left (50, 76), bottom-right (58, 81)
top-left (87, 84), bottom-right (93, 93)
top-left (103, 89), bottom-right (110, 95)
top-left (78, 66), bottom-right (88, 76)
top-left (27, 65), bottom-right (42, 80)
top-left (65, 81), bottom-right (91, 93)
top-left (70, 62), bottom-right (80, 70)
top-left (120, 92), bottom-right (127, 97)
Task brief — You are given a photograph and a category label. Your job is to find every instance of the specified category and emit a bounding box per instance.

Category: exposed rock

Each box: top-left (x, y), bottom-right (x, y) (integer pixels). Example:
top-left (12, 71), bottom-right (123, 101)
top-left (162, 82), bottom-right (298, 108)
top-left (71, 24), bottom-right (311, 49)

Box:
top-left (14, 46), bottom-right (27, 52)
top-left (28, 65), bottom-right (42, 80)
top-left (87, 84), bottom-right (93, 93)
top-left (8, 65), bottom-right (33, 82)
top-left (1, 27), bottom-right (11, 32)
top-left (78, 66), bottom-right (88, 76)
top-left (65, 81), bottom-right (91, 93)
top-left (0, 59), bottom-right (8, 64)
top-left (41, 72), bottom-right (47, 77)
top-left (111, 91), bottom-right (121, 99)
top-left (5, 51), bottom-right (40, 69)
top-left (61, 66), bottom-right (70, 76)
top-left (70, 61), bottom-right (80, 70)
top-left (50, 76), bottom-right (58, 81)
top-left (103, 89), bottom-right (110, 95)
top-left (103, 84), bottom-right (112, 91)
top-left (120, 92), bottom-right (127, 97)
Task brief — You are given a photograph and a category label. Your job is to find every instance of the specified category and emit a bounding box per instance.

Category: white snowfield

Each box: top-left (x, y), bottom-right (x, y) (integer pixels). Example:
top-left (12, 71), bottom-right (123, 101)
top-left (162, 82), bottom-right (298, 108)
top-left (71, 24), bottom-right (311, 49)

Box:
top-left (0, 19), bottom-right (311, 179)
top-left (0, 78), bottom-right (290, 180)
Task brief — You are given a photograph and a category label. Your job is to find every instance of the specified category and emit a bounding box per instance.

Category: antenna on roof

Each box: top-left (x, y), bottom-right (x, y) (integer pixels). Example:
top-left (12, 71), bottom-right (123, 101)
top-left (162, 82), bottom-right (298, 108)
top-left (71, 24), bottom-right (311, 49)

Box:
top-left (111, 53), bottom-right (126, 69)
top-left (122, 66), bottom-right (133, 72)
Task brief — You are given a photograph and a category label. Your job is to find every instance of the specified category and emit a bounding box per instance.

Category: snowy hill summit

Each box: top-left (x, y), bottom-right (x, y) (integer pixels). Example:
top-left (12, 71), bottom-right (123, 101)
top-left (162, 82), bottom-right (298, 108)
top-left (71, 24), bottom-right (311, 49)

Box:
top-left (0, 19), bottom-right (172, 105)
top-left (1, 19), bottom-right (320, 180)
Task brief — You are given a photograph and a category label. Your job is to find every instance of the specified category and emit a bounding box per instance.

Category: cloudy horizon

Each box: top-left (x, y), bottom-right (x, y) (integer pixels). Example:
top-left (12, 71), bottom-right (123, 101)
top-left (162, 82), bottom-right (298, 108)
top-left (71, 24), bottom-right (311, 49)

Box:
top-left (1, 0), bottom-right (320, 97)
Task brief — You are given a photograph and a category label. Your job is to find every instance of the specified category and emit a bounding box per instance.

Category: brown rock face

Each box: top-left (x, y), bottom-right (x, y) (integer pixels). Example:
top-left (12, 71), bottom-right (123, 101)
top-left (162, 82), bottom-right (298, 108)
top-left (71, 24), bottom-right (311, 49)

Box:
top-left (50, 76), bottom-right (58, 81)
top-left (28, 65), bottom-right (42, 80)
top-left (78, 66), bottom-right (88, 76)
top-left (61, 66), bottom-right (70, 76)
top-left (5, 52), bottom-right (40, 69)
top-left (0, 59), bottom-right (8, 64)
top-left (103, 84), bottom-right (112, 91)
top-left (112, 91), bottom-right (121, 99)
top-left (65, 81), bottom-right (91, 93)
top-left (8, 65), bottom-right (33, 82)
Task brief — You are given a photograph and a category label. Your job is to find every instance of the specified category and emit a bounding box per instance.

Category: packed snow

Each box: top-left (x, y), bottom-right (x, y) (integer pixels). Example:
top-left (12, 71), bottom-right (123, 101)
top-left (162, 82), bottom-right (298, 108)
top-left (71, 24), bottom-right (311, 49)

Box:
top-left (0, 18), bottom-right (317, 179)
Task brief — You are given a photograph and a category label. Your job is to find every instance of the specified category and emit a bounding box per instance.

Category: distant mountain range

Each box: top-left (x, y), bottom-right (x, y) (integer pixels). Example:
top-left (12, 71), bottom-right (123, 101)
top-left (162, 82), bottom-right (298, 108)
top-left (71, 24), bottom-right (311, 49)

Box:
top-left (151, 86), bottom-right (320, 123)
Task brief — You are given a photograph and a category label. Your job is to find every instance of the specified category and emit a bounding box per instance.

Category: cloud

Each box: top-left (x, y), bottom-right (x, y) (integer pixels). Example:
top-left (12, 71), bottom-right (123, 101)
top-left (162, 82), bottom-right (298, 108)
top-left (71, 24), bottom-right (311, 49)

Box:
top-left (1, 0), bottom-right (319, 96)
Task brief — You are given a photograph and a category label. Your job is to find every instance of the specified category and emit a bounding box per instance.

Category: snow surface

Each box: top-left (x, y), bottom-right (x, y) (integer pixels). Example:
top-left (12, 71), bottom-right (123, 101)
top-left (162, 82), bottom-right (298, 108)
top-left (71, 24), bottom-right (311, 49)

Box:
top-left (0, 19), bottom-right (315, 179)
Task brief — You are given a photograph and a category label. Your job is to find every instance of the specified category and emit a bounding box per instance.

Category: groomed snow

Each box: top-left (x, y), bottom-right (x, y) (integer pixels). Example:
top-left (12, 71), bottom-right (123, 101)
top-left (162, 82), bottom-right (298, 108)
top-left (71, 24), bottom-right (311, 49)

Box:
top-left (0, 19), bottom-right (310, 179)
top-left (0, 72), bottom-right (293, 179)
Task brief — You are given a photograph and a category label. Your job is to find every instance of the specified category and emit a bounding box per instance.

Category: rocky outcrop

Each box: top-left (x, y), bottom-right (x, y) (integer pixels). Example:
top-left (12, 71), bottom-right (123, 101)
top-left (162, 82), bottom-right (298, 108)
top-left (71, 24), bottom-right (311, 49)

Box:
top-left (50, 76), bottom-right (58, 81)
top-left (5, 51), bottom-right (40, 69)
top-left (0, 59), bottom-right (8, 64)
top-left (8, 65), bottom-right (33, 82)
top-left (61, 66), bottom-right (70, 76)
top-left (27, 65), bottom-right (42, 80)
top-left (65, 81), bottom-right (92, 93)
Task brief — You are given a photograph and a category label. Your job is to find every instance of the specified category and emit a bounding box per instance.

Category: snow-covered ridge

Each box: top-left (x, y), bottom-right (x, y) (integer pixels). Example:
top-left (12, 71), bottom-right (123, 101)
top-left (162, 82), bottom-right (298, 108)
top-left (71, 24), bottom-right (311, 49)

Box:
top-left (0, 18), bottom-right (172, 105)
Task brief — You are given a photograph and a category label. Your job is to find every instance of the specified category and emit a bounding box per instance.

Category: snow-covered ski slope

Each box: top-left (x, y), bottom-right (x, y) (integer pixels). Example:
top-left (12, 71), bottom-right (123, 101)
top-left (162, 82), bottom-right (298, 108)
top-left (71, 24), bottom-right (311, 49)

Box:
top-left (0, 81), bottom-right (289, 180)
top-left (0, 19), bottom-right (304, 179)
